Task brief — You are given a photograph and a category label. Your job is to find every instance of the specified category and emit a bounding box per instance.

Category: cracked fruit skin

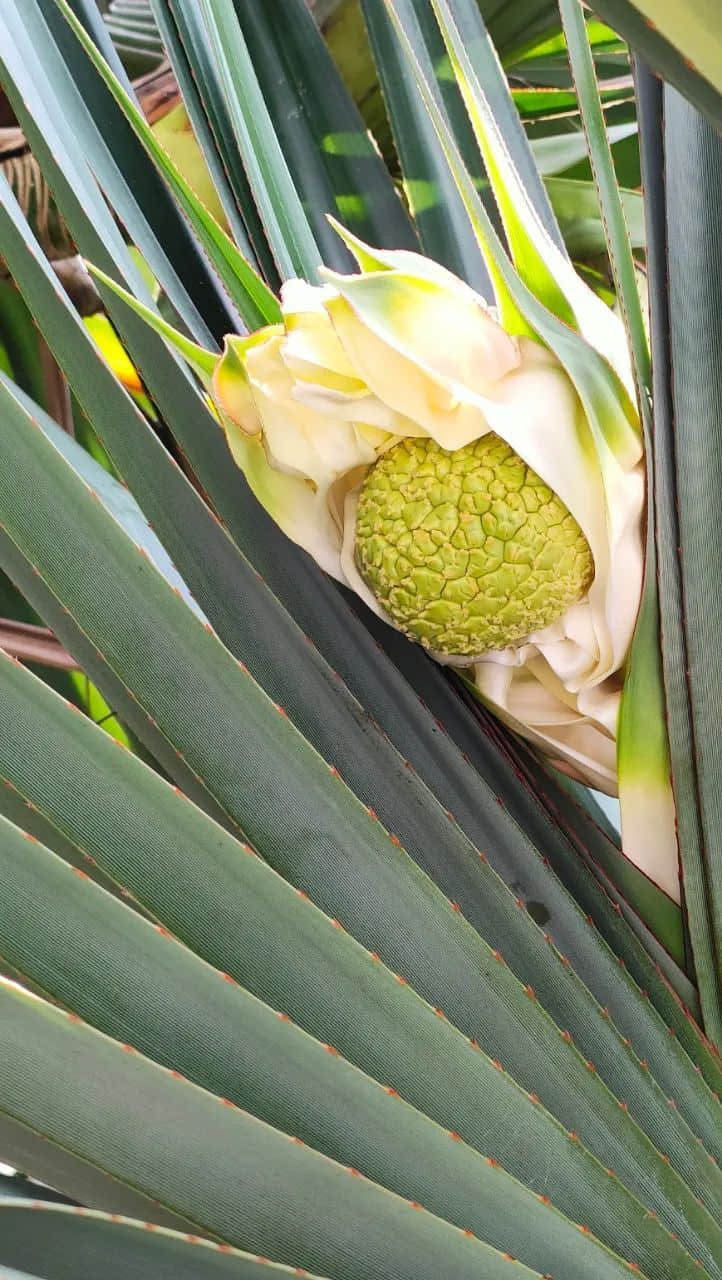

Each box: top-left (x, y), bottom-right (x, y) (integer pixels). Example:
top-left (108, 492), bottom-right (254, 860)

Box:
top-left (355, 433), bottom-right (594, 657)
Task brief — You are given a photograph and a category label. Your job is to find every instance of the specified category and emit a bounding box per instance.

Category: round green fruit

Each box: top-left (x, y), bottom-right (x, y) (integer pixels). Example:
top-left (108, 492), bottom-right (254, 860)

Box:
top-left (355, 433), bottom-right (594, 658)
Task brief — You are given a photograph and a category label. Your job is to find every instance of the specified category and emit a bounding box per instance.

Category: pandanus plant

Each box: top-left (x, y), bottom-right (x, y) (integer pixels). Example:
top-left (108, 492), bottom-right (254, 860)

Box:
top-left (0, 1), bottom-right (720, 1278)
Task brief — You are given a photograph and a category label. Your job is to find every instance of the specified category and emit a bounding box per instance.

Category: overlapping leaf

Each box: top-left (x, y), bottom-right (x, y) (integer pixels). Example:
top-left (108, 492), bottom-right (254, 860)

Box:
top-left (0, 3), bottom-right (720, 1278)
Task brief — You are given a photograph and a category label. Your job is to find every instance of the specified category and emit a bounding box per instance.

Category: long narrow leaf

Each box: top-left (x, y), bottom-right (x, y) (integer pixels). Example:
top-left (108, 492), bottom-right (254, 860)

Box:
top-left (145, 0), bottom-right (262, 267)
top-left (0, 1201), bottom-right (325, 1280)
top-left (423, 0), bottom-right (634, 374)
top-left (193, 0), bottom-right (322, 280)
top-left (38, 0), bottom-right (239, 343)
top-left (361, 0), bottom-right (492, 292)
top-left (637, 65), bottom-right (722, 1042)
top-left (0, 374), bottom-right (720, 1268)
top-left (593, 0), bottom-right (722, 134)
top-left (148, 0), bottom-right (277, 281)
top-left (4, 148), bottom-right (705, 1126)
top-left (556, 0), bottom-right (678, 952)
top-left (48, 0), bottom-right (281, 327)
top-left (0, 986), bottom-right (545, 1280)
top-left (234, 0), bottom-right (417, 264)
top-left (558, 0), bottom-right (649, 390)
top-left (0, 811), bottom-right (658, 1280)
top-left (0, 659), bottom-right (716, 1279)
top-left (432, 0), bottom-right (567, 253)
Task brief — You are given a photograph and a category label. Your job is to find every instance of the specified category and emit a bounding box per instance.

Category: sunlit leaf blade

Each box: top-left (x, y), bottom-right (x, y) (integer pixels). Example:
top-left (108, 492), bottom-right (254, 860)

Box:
top-left (637, 65), bottom-right (722, 1043)
top-left (513, 84), bottom-right (635, 122)
top-left (360, 0), bottom-right (492, 293)
top-left (372, 11), bottom-right (527, 330)
top-left (83, 312), bottom-right (148, 406)
top-left (381, 0), bottom-right (624, 423)
top-left (48, 0), bottom-right (281, 328)
top-left (434, 0), bottom-right (567, 249)
top-left (593, 0), bottom-right (722, 134)
top-left (557, 0), bottom-right (649, 392)
top-left (477, 0), bottom-right (560, 63)
top-left (192, 0), bottom-right (322, 281)
top-left (422, 0), bottom-right (638, 374)
top-left (145, 0), bottom-right (263, 268)
top-left (508, 20), bottom-right (630, 88)
top-left (234, 0), bottom-right (417, 265)
top-left (528, 122), bottom-right (638, 178)
top-left (33, 0), bottom-right (238, 345)
top-left (429, 0), bottom-right (576, 325)
top-left (544, 178), bottom-right (645, 257)
top-left (360, 0), bottom-right (579, 298)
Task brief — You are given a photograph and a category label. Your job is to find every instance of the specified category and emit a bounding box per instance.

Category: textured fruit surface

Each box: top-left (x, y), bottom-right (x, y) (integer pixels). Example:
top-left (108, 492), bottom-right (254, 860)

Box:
top-left (355, 433), bottom-right (594, 657)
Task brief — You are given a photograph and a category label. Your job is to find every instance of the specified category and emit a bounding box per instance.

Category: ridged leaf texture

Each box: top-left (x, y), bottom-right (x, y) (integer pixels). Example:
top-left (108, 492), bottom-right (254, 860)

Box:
top-left (0, 2), bottom-right (719, 1278)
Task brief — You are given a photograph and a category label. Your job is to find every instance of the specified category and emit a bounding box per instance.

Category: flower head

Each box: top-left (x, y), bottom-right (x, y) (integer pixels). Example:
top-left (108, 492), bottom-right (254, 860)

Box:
top-left (212, 235), bottom-right (644, 796)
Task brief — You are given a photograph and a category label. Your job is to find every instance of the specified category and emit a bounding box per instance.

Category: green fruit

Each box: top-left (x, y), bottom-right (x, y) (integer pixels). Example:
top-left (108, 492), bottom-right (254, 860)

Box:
top-left (355, 433), bottom-right (594, 657)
